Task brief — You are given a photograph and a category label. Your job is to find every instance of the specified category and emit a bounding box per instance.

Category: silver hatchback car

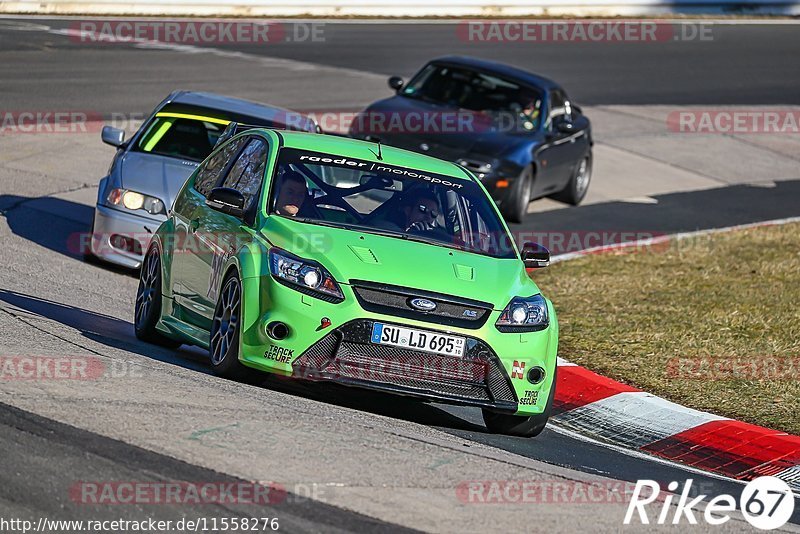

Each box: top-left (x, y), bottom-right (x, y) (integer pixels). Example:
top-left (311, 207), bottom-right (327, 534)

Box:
top-left (88, 90), bottom-right (318, 269)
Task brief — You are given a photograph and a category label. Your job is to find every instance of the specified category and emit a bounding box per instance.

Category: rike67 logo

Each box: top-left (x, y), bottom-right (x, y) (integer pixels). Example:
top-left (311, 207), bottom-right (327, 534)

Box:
top-left (624, 477), bottom-right (795, 530)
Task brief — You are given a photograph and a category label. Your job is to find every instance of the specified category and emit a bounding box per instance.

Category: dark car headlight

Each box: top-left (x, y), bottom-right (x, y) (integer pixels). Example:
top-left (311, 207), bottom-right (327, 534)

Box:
top-left (496, 294), bottom-right (549, 332)
top-left (107, 188), bottom-right (165, 216)
top-left (457, 159), bottom-right (494, 176)
top-left (269, 248), bottom-right (344, 303)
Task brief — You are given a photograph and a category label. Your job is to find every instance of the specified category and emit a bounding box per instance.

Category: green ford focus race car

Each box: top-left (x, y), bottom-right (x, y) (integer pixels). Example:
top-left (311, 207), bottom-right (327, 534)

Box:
top-left (134, 127), bottom-right (558, 437)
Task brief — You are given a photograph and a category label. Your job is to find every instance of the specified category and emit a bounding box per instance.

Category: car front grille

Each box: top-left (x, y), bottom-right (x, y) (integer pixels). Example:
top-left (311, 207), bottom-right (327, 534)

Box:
top-left (350, 280), bottom-right (493, 329)
top-left (292, 319), bottom-right (517, 409)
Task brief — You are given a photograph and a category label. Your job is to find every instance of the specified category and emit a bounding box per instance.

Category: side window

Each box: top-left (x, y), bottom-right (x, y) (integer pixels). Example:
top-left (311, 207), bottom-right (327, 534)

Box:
top-left (194, 136), bottom-right (247, 197)
top-left (222, 137), bottom-right (269, 211)
top-left (550, 89), bottom-right (566, 111)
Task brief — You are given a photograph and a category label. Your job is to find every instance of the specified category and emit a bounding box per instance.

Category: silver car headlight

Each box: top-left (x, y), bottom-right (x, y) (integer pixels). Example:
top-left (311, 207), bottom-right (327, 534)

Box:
top-left (269, 248), bottom-right (344, 303)
top-left (496, 294), bottom-right (549, 332)
top-left (107, 188), bottom-right (165, 216)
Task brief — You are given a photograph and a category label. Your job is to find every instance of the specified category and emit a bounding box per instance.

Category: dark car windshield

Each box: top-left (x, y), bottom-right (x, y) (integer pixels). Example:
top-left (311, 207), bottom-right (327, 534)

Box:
top-left (133, 113), bottom-right (227, 162)
top-left (269, 148), bottom-right (517, 259)
top-left (402, 64), bottom-right (544, 130)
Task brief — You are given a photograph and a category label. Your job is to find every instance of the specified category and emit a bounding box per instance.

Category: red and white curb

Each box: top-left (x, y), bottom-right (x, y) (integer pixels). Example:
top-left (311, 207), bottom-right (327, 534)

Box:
top-left (546, 217), bottom-right (800, 492)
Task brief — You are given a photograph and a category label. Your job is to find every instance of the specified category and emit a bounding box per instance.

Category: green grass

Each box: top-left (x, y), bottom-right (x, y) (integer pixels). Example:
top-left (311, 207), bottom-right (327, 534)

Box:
top-left (533, 222), bottom-right (800, 435)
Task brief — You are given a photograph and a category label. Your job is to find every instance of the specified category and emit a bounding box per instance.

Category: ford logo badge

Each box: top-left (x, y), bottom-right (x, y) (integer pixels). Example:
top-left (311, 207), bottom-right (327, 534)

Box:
top-left (409, 298), bottom-right (437, 312)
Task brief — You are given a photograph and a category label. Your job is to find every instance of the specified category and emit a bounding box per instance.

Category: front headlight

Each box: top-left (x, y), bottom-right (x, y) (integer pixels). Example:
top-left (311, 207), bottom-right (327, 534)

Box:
top-left (496, 294), bottom-right (549, 332)
top-left (107, 188), bottom-right (165, 216)
top-left (457, 159), bottom-right (494, 178)
top-left (269, 248), bottom-right (344, 303)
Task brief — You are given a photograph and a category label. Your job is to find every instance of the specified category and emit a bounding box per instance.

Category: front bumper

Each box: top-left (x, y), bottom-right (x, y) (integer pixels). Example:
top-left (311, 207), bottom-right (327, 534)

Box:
top-left (90, 204), bottom-right (165, 269)
top-left (238, 277), bottom-right (558, 416)
top-left (292, 319), bottom-right (518, 412)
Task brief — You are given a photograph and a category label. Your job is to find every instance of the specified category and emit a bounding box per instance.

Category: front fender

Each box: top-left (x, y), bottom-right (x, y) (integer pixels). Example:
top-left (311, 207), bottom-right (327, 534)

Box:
top-left (230, 237), bottom-right (271, 353)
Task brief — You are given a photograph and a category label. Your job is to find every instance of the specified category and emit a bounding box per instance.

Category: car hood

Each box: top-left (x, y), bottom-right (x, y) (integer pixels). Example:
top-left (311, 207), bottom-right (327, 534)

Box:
top-left (261, 216), bottom-right (538, 310)
top-left (354, 96), bottom-right (534, 163)
top-left (119, 151), bottom-right (199, 209)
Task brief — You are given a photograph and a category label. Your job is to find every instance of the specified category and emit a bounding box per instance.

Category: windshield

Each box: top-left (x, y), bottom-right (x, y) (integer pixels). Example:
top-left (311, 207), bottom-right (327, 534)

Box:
top-left (134, 113), bottom-right (227, 162)
top-left (269, 148), bottom-right (516, 259)
top-left (402, 64), bottom-right (543, 131)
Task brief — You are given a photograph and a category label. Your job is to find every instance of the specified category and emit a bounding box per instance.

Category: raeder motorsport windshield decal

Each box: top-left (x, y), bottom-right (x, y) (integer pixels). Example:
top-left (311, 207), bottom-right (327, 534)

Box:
top-left (282, 148), bottom-right (467, 190)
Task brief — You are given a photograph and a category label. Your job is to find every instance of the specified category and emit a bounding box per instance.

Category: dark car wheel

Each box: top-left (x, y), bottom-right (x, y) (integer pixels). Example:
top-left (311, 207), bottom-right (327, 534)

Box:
top-left (134, 246), bottom-right (181, 348)
top-left (502, 167), bottom-right (534, 223)
top-left (482, 366), bottom-right (557, 437)
top-left (209, 271), bottom-right (251, 380)
top-left (552, 152), bottom-right (592, 206)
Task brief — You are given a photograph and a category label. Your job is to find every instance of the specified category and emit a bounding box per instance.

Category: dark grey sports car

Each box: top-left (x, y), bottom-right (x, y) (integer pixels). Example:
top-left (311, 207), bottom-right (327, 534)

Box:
top-left (349, 56), bottom-right (592, 222)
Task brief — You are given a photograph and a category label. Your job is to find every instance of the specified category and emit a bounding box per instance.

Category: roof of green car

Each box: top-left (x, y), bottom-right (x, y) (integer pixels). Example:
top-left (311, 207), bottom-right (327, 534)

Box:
top-left (265, 130), bottom-right (474, 181)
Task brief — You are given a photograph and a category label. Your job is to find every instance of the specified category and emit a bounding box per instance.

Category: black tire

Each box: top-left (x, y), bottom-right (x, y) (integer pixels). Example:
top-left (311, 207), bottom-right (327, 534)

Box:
top-left (501, 167), bottom-right (534, 224)
top-left (551, 152), bottom-right (592, 206)
top-left (209, 271), bottom-right (250, 381)
top-left (134, 246), bottom-right (182, 348)
top-left (482, 366), bottom-right (557, 438)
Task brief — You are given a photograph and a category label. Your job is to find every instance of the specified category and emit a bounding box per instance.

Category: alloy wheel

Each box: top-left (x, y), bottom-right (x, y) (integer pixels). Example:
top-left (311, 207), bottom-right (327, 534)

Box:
top-left (135, 250), bottom-right (159, 329)
top-left (575, 157), bottom-right (591, 197)
top-left (210, 277), bottom-right (241, 365)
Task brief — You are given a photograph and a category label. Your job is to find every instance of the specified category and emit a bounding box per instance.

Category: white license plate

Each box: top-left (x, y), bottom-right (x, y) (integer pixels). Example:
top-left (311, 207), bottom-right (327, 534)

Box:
top-left (370, 323), bottom-right (466, 357)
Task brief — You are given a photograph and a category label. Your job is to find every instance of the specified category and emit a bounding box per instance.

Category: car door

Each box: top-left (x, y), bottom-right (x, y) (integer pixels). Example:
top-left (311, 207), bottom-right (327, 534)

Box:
top-left (533, 89), bottom-right (585, 195)
top-left (171, 135), bottom-right (248, 323)
top-left (181, 135), bottom-right (270, 330)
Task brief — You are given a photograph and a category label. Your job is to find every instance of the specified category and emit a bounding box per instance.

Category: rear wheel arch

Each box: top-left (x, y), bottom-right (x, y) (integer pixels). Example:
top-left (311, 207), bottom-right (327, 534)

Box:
top-left (134, 245), bottom-right (181, 348)
top-left (529, 161), bottom-right (539, 192)
top-left (501, 165), bottom-right (535, 223)
top-left (209, 268), bottom-right (252, 381)
top-left (216, 261), bottom-right (242, 303)
top-left (222, 264), bottom-right (241, 286)
top-left (148, 233), bottom-right (173, 297)
top-left (551, 149), bottom-right (592, 206)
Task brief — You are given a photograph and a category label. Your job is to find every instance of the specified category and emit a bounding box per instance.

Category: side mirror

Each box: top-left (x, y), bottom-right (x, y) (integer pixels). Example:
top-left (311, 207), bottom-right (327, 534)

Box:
top-left (388, 76), bottom-right (404, 92)
top-left (101, 125), bottom-right (125, 147)
top-left (555, 120), bottom-right (575, 134)
top-left (206, 187), bottom-right (245, 218)
top-left (521, 242), bottom-right (550, 269)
